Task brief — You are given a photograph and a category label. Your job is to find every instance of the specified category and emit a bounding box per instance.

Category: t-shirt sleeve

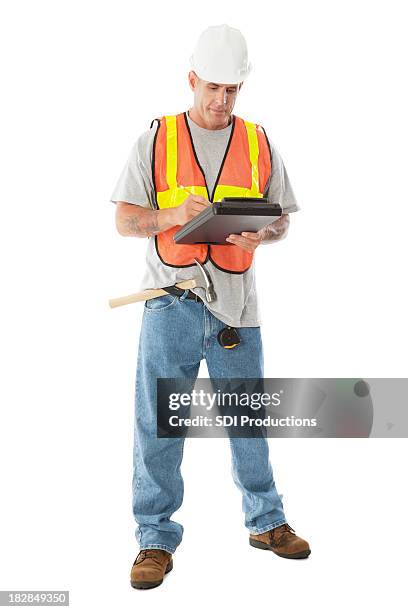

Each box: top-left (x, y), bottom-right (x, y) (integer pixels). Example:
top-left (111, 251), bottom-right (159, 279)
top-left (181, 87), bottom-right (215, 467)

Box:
top-left (262, 133), bottom-right (300, 214)
top-left (109, 125), bottom-right (157, 208)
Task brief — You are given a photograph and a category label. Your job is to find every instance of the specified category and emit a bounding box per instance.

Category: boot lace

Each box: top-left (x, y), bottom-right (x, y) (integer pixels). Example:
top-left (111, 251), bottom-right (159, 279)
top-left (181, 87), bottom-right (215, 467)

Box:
top-left (134, 549), bottom-right (168, 565)
top-left (270, 523), bottom-right (296, 546)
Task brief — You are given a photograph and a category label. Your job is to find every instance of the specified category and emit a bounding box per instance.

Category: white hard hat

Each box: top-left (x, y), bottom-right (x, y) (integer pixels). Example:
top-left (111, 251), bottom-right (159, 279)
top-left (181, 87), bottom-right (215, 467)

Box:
top-left (190, 24), bottom-right (252, 85)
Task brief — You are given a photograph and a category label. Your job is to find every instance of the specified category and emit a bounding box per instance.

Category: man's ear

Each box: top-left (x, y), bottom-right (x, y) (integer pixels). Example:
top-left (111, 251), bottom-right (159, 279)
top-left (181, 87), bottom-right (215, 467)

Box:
top-left (188, 71), bottom-right (198, 91)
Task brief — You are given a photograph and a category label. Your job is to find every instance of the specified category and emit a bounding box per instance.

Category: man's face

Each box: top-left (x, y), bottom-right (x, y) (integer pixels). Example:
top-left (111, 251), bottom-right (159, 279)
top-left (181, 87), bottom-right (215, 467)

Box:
top-left (188, 71), bottom-right (242, 130)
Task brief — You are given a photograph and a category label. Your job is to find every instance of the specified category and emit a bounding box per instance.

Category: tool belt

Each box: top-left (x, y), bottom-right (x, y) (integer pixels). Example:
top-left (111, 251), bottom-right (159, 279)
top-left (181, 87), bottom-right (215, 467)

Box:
top-left (162, 285), bottom-right (203, 302)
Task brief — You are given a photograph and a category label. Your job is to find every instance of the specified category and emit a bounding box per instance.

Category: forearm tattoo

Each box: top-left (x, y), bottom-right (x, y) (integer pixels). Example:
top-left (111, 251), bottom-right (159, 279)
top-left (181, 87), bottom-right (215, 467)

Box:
top-left (122, 210), bottom-right (160, 237)
top-left (260, 214), bottom-right (290, 243)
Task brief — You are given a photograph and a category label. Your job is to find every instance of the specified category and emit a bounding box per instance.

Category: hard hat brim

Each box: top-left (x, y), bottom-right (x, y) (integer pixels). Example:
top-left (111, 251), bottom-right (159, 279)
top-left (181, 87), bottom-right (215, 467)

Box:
top-left (189, 56), bottom-right (251, 85)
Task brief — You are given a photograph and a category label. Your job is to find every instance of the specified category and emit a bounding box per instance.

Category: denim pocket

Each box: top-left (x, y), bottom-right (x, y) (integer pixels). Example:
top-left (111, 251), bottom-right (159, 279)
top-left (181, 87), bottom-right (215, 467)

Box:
top-left (144, 293), bottom-right (179, 312)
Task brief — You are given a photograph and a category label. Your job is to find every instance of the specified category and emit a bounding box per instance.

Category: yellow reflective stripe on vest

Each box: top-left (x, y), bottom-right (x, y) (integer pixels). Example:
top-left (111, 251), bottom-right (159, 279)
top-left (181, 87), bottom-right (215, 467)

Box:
top-left (213, 184), bottom-right (258, 203)
top-left (157, 185), bottom-right (208, 208)
top-left (244, 120), bottom-right (260, 195)
top-left (165, 115), bottom-right (178, 205)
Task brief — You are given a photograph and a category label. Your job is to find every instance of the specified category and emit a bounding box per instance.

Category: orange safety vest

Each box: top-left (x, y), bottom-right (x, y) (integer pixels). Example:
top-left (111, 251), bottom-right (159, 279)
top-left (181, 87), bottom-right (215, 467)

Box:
top-left (151, 111), bottom-right (272, 274)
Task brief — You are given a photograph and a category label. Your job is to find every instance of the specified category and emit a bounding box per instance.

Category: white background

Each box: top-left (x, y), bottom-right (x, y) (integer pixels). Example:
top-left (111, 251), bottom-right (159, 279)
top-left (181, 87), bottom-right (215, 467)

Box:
top-left (1, 0), bottom-right (407, 609)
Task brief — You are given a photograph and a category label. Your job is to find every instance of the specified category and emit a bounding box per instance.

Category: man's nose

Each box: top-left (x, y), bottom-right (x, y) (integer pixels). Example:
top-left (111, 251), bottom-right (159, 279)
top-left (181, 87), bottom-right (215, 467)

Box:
top-left (214, 90), bottom-right (228, 106)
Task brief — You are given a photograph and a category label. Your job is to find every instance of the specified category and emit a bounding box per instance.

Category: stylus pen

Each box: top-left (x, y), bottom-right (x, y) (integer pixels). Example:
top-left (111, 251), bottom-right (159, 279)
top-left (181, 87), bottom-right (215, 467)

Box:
top-left (179, 184), bottom-right (212, 205)
top-left (178, 184), bottom-right (195, 196)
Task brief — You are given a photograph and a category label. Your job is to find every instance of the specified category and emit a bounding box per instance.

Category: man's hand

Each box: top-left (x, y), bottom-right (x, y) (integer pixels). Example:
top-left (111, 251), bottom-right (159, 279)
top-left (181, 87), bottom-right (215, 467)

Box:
top-left (226, 213), bottom-right (290, 251)
top-left (226, 231), bottom-right (262, 252)
top-left (170, 195), bottom-right (212, 226)
top-left (115, 196), bottom-right (211, 238)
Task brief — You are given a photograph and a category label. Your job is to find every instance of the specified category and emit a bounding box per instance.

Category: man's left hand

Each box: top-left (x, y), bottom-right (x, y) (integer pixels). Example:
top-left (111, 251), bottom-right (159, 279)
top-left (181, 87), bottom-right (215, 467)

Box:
top-left (226, 214), bottom-right (290, 251)
top-left (225, 231), bottom-right (262, 252)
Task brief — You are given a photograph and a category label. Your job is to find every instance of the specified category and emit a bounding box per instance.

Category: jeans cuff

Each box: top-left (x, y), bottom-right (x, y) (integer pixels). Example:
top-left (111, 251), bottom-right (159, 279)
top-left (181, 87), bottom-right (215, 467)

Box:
top-left (248, 518), bottom-right (287, 535)
top-left (139, 543), bottom-right (176, 554)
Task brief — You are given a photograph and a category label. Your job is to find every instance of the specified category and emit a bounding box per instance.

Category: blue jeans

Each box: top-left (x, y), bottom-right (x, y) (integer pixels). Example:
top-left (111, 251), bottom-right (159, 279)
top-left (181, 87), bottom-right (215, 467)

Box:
top-left (132, 290), bottom-right (287, 554)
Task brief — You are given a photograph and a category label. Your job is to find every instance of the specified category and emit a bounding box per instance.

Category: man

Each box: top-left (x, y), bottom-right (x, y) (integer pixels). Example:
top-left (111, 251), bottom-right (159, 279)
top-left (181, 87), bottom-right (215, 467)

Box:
top-left (110, 24), bottom-right (310, 590)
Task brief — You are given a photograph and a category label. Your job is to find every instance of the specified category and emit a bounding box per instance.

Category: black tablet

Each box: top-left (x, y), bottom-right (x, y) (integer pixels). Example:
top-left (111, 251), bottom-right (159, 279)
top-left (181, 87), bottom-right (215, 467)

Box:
top-left (174, 198), bottom-right (282, 245)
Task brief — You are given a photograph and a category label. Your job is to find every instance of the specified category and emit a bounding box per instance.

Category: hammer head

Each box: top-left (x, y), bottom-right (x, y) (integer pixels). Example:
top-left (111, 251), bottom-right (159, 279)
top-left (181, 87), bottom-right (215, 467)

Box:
top-left (192, 258), bottom-right (216, 302)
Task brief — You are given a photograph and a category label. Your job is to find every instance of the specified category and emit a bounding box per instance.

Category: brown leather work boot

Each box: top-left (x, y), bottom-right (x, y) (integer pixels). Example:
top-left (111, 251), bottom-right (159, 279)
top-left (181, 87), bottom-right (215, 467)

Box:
top-left (130, 549), bottom-right (173, 589)
top-left (249, 523), bottom-right (311, 559)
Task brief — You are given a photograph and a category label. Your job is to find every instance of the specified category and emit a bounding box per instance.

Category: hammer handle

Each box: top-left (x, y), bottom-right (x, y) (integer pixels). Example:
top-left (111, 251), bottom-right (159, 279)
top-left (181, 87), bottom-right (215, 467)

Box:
top-left (109, 279), bottom-right (197, 309)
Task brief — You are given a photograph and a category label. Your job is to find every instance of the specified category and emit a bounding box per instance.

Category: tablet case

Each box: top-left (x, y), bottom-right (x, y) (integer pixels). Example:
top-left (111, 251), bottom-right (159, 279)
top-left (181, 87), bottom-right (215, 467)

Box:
top-left (174, 198), bottom-right (283, 245)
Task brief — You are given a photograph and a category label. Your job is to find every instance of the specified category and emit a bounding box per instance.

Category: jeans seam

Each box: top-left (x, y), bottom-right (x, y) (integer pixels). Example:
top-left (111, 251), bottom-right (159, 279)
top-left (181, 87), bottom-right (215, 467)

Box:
top-left (175, 436), bottom-right (186, 512)
top-left (203, 307), bottom-right (211, 355)
top-left (202, 306), bottom-right (207, 357)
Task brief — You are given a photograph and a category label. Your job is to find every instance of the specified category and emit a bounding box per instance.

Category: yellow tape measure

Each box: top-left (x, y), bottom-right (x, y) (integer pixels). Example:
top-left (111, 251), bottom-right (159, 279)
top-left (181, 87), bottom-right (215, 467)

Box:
top-left (217, 326), bottom-right (241, 349)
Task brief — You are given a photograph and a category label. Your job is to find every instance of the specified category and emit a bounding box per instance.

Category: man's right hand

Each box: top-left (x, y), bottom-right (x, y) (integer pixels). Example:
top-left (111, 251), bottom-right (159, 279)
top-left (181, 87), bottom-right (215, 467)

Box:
top-left (170, 195), bottom-right (212, 226)
top-left (115, 196), bottom-right (211, 239)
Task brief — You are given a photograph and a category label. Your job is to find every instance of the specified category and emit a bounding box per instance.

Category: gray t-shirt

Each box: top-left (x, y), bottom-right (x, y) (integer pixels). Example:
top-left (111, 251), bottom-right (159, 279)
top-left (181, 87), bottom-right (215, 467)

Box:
top-left (110, 110), bottom-right (299, 327)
